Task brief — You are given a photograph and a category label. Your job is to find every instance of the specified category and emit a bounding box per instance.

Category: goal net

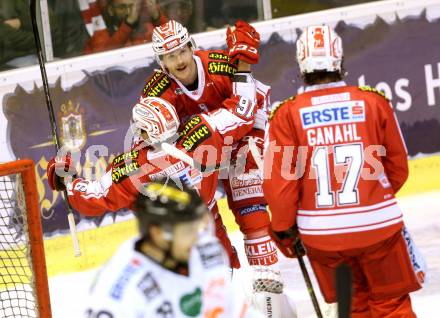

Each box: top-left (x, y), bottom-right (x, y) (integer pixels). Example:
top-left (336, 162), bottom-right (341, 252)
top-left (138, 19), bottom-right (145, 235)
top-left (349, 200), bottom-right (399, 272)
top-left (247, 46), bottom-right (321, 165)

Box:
top-left (0, 159), bottom-right (51, 318)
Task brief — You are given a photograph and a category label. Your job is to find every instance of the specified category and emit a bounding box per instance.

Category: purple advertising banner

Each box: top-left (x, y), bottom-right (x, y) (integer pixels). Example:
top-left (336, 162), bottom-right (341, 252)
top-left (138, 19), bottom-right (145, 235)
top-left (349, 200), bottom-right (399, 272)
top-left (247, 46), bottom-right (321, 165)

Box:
top-left (3, 12), bottom-right (440, 235)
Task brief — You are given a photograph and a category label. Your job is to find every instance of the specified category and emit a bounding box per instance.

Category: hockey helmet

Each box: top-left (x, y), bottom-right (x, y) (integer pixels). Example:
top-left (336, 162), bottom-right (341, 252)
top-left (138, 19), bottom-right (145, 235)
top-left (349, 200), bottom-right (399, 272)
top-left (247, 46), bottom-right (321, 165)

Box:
top-left (134, 179), bottom-right (208, 238)
top-left (131, 97), bottom-right (180, 146)
top-left (152, 20), bottom-right (197, 68)
top-left (296, 25), bottom-right (343, 75)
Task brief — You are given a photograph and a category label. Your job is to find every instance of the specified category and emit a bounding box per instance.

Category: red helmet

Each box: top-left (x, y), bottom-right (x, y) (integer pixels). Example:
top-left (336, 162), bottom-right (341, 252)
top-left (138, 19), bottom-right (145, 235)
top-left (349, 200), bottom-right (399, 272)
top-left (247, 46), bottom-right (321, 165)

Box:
top-left (131, 97), bottom-right (180, 145)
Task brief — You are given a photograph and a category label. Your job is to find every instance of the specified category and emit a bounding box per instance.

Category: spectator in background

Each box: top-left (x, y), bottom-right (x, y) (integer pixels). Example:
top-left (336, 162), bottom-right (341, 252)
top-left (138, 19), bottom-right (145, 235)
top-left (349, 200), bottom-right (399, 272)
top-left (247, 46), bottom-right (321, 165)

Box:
top-left (220, 0), bottom-right (258, 26)
top-left (84, 0), bottom-right (168, 53)
top-left (204, 0), bottom-right (258, 31)
top-left (0, 1), bottom-right (36, 70)
top-left (49, 0), bottom-right (89, 59)
top-left (158, 0), bottom-right (194, 31)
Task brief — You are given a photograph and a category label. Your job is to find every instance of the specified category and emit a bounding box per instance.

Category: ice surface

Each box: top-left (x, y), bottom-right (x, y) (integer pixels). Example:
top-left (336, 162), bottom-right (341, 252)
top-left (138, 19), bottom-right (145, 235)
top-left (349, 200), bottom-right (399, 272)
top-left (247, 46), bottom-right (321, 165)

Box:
top-left (49, 192), bottom-right (440, 317)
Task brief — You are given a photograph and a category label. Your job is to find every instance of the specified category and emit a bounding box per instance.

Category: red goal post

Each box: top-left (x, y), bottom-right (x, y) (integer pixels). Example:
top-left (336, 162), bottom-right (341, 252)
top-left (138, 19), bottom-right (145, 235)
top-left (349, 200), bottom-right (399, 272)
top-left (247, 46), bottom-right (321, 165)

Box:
top-left (0, 159), bottom-right (51, 318)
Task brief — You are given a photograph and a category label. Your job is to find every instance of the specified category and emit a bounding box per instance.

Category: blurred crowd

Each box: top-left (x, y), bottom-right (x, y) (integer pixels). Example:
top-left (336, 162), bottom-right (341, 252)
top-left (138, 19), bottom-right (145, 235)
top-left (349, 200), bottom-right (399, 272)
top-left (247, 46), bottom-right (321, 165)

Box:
top-left (0, 0), bottom-right (377, 71)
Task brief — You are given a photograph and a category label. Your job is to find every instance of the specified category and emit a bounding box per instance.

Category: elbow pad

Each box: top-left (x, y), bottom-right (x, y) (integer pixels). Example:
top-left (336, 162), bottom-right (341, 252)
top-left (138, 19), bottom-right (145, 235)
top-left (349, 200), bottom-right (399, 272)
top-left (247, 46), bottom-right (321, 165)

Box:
top-left (232, 72), bottom-right (256, 103)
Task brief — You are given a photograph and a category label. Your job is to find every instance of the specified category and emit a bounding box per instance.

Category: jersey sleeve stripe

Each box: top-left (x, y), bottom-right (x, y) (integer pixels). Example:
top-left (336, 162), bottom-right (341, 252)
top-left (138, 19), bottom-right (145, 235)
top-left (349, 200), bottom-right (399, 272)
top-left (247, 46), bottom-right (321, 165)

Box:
top-left (298, 198), bottom-right (397, 215)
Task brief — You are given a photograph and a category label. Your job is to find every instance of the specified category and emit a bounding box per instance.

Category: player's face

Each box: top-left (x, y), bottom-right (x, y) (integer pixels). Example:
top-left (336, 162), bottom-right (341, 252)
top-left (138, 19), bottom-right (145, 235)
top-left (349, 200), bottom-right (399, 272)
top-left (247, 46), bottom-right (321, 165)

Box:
top-left (109, 0), bottom-right (135, 20)
top-left (170, 217), bottom-right (206, 262)
top-left (161, 46), bottom-right (197, 86)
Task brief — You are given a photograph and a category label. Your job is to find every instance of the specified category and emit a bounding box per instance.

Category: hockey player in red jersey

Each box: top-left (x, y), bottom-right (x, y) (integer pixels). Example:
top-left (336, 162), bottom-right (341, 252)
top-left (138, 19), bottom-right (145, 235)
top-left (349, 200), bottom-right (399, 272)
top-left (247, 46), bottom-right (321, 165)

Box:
top-left (47, 63), bottom-right (258, 269)
top-left (264, 25), bottom-right (424, 317)
top-left (139, 20), bottom-right (299, 318)
top-left (142, 18), bottom-right (278, 274)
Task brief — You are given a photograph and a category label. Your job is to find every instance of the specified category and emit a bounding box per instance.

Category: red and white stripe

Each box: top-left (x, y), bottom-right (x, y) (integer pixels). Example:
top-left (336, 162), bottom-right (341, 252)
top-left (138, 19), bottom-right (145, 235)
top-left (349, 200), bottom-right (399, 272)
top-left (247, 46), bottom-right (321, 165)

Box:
top-left (154, 20), bottom-right (179, 41)
top-left (77, 0), bottom-right (106, 36)
top-left (297, 199), bottom-right (403, 235)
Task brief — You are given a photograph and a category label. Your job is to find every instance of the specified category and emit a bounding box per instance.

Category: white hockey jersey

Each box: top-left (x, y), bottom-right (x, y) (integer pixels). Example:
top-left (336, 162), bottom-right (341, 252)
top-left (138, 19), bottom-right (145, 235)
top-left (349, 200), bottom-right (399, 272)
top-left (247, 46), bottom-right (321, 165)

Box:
top-left (84, 233), bottom-right (255, 318)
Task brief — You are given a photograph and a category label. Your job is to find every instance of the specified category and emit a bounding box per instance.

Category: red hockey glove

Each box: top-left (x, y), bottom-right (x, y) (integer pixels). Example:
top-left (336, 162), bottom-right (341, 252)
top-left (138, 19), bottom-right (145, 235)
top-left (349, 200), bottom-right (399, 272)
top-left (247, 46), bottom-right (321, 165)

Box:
top-left (226, 20), bottom-right (260, 64)
top-left (46, 153), bottom-right (77, 191)
top-left (269, 225), bottom-right (305, 258)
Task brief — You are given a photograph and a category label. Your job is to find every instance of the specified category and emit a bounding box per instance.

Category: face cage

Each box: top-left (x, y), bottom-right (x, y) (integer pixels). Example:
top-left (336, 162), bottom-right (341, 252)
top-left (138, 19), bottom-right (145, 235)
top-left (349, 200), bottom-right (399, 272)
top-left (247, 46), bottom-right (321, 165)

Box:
top-left (130, 119), bottom-right (156, 146)
top-left (155, 38), bottom-right (197, 72)
top-left (131, 119), bottom-right (180, 148)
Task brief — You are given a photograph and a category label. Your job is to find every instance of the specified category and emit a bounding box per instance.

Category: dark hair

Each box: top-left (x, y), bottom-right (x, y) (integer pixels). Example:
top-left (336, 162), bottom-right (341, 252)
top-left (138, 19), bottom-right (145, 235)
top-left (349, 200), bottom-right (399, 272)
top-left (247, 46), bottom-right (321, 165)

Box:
top-left (303, 70), bottom-right (344, 85)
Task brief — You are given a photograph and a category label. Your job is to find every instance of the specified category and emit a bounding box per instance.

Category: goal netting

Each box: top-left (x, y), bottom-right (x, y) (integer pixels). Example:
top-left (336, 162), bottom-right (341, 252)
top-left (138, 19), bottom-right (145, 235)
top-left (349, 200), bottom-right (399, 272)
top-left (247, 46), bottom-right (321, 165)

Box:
top-left (0, 159), bottom-right (51, 318)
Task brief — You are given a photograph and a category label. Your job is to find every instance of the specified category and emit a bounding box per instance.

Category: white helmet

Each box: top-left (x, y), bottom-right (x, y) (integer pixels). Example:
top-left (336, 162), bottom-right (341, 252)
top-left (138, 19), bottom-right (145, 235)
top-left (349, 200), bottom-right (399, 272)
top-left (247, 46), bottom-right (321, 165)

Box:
top-left (296, 25), bottom-right (343, 75)
top-left (152, 20), bottom-right (196, 66)
top-left (132, 97), bottom-right (180, 146)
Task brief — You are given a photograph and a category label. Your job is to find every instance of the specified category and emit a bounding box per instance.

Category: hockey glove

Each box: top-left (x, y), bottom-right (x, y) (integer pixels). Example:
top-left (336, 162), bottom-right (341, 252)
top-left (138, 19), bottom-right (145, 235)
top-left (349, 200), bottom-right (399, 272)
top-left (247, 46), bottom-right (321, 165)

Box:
top-left (47, 153), bottom-right (77, 191)
top-left (226, 20), bottom-right (260, 64)
top-left (269, 225), bottom-right (306, 258)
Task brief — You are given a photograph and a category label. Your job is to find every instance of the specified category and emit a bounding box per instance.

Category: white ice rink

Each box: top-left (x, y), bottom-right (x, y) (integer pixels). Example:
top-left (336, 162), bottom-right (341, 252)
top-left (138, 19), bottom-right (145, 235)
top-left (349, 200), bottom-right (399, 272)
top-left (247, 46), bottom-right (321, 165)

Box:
top-left (49, 192), bottom-right (440, 317)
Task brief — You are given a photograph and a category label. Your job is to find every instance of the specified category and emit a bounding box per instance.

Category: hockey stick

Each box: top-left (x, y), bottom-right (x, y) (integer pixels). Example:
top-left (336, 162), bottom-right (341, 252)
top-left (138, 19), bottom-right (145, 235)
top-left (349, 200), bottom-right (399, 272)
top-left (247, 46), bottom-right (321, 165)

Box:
top-left (160, 142), bottom-right (196, 168)
top-left (294, 241), bottom-right (323, 318)
top-left (335, 263), bottom-right (352, 318)
top-left (29, 0), bottom-right (81, 256)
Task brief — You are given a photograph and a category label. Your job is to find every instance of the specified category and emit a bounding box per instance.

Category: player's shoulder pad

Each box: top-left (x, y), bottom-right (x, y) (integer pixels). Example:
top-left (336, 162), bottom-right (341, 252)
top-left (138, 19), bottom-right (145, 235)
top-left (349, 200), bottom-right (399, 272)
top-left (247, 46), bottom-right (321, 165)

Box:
top-left (196, 238), bottom-right (228, 269)
top-left (358, 85), bottom-right (389, 101)
top-left (177, 115), bottom-right (212, 152)
top-left (269, 96), bottom-right (296, 121)
top-left (142, 69), bottom-right (172, 97)
top-left (179, 115), bottom-right (204, 137)
top-left (111, 150), bottom-right (140, 183)
top-left (206, 51), bottom-right (236, 77)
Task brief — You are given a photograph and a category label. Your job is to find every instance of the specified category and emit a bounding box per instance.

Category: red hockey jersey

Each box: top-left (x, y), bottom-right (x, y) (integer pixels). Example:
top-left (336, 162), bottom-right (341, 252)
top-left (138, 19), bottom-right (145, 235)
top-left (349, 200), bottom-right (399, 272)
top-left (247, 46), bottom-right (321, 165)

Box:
top-left (263, 82), bottom-right (409, 251)
top-left (65, 102), bottom-right (255, 216)
top-left (141, 50), bottom-right (270, 120)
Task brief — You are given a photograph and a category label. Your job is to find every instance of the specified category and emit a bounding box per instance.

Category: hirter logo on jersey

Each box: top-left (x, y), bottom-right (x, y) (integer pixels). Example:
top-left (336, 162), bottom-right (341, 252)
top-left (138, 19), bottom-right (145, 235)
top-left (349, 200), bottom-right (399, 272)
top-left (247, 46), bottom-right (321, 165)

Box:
top-left (143, 72), bottom-right (171, 97)
top-left (207, 61), bottom-right (236, 77)
top-left (300, 100), bottom-right (366, 129)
